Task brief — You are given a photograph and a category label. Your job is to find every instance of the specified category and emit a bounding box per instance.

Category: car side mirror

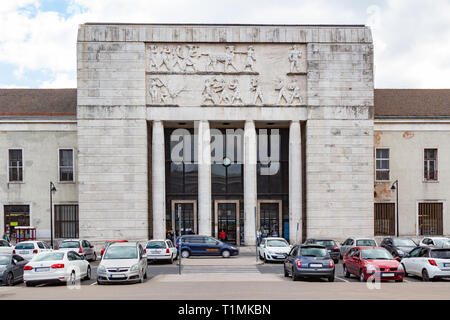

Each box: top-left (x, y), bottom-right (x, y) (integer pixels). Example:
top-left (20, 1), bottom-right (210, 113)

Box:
top-left (90, 245), bottom-right (94, 248)
top-left (395, 257), bottom-right (401, 262)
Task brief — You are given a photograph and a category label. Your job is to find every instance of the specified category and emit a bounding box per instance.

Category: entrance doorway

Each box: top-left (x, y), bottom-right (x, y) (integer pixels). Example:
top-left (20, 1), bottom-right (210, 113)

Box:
top-left (214, 200), bottom-right (240, 245)
top-left (4, 205), bottom-right (30, 242)
top-left (171, 200), bottom-right (197, 236)
top-left (258, 200), bottom-right (282, 237)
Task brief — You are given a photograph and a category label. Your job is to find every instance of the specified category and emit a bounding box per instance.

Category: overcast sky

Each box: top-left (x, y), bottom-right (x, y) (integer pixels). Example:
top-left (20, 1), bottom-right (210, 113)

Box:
top-left (0, 0), bottom-right (449, 88)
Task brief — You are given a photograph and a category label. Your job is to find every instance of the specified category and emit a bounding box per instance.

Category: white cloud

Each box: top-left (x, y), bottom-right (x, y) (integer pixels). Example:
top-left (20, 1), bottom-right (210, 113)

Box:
top-left (0, 0), bottom-right (449, 88)
top-left (40, 72), bottom-right (76, 88)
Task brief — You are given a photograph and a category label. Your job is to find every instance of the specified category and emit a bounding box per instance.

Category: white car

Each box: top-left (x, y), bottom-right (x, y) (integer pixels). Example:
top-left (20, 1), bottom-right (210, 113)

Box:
top-left (258, 237), bottom-right (292, 262)
top-left (0, 240), bottom-right (13, 254)
top-left (419, 237), bottom-right (450, 248)
top-left (339, 237), bottom-right (377, 258)
top-left (23, 250), bottom-right (91, 287)
top-left (401, 246), bottom-right (450, 281)
top-left (145, 239), bottom-right (177, 263)
top-left (97, 242), bottom-right (147, 284)
top-left (13, 241), bottom-right (52, 261)
top-left (57, 239), bottom-right (97, 262)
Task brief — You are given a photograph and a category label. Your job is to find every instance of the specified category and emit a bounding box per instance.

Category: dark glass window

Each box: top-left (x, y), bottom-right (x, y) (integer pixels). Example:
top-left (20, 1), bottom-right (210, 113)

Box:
top-left (59, 149), bottom-right (74, 182)
top-left (424, 149), bottom-right (438, 181)
top-left (8, 149), bottom-right (23, 182)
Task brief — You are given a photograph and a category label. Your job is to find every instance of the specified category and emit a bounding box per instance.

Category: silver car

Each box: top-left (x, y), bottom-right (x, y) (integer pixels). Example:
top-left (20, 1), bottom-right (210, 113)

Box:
top-left (0, 254), bottom-right (28, 286)
top-left (339, 237), bottom-right (377, 258)
top-left (58, 239), bottom-right (97, 262)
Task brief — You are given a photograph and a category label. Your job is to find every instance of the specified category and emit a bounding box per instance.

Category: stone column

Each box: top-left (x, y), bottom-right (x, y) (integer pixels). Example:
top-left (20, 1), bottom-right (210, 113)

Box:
top-left (197, 120), bottom-right (212, 236)
top-left (289, 120), bottom-right (302, 244)
top-left (244, 120), bottom-right (257, 245)
top-left (152, 120), bottom-right (166, 239)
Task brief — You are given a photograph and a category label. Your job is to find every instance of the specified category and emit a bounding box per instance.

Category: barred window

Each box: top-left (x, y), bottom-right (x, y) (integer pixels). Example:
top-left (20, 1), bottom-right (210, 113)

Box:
top-left (424, 149), bottom-right (438, 181)
top-left (8, 149), bottom-right (23, 182)
top-left (375, 149), bottom-right (390, 181)
top-left (374, 203), bottom-right (395, 236)
top-left (55, 205), bottom-right (79, 238)
top-left (418, 202), bottom-right (443, 236)
top-left (59, 149), bottom-right (74, 182)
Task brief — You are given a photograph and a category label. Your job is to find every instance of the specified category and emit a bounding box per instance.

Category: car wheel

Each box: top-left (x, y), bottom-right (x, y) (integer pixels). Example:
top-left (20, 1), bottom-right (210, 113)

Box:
top-left (333, 259), bottom-right (339, 264)
top-left (181, 250), bottom-right (190, 259)
top-left (169, 254), bottom-right (174, 264)
top-left (422, 269), bottom-right (430, 282)
top-left (97, 279), bottom-right (104, 285)
top-left (93, 252), bottom-right (97, 262)
top-left (343, 264), bottom-right (350, 278)
top-left (264, 254), bottom-right (268, 263)
top-left (401, 263), bottom-right (408, 277)
top-left (84, 266), bottom-right (91, 280)
top-left (395, 279), bottom-right (403, 283)
top-left (222, 250), bottom-right (231, 258)
top-left (291, 268), bottom-right (298, 281)
top-left (359, 269), bottom-right (366, 282)
top-left (144, 269), bottom-right (147, 279)
top-left (328, 272), bottom-right (335, 282)
top-left (25, 282), bottom-right (35, 287)
top-left (284, 265), bottom-right (289, 277)
top-left (6, 272), bottom-right (14, 286)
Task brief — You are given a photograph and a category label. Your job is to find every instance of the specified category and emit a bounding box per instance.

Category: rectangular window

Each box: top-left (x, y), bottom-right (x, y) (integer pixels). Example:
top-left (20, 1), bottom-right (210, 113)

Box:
top-left (424, 149), bottom-right (438, 181)
top-left (374, 203), bottom-right (395, 235)
top-left (418, 202), bottom-right (443, 236)
top-left (375, 149), bottom-right (390, 181)
top-left (8, 149), bottom-right (23, 182)
top-left (59, 149), bottom-right (74, 182)
top-left (55, 205), bottom-right (79, 238)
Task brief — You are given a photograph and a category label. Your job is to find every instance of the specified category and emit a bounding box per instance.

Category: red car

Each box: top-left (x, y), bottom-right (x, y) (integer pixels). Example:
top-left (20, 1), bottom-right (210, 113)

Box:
top-left (343, 246), bottom-right (405, 282)
top-left (100, 240), bottom-right (128, 257)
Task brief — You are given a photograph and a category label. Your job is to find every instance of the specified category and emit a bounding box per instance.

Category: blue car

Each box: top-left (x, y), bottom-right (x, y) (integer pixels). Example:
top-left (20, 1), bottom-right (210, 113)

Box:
top-left (176, 235), bottom-right (239, 258)
top-left (284, 244), bottom-right (335, 282)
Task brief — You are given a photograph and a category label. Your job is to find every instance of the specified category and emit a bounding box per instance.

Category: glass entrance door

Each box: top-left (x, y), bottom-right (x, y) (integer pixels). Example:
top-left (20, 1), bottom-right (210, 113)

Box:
top-left (171, 200), bottom-right (197, 237)
top-left (4, 205), bottom-right (30, 243)
top-left (214, 200), bottom-right (240, 245)
top-left (258, 201), bottom-right (282, 238)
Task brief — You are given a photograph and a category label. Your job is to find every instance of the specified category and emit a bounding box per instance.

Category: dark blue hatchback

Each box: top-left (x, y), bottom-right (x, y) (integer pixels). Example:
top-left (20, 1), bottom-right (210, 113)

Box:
top-left (176, 235), bottom-right (239, 258)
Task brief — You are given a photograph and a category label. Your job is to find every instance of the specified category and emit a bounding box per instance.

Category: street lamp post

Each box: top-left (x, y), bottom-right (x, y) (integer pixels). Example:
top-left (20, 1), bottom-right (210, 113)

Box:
top-left (50, 182), bottom-right (57, 248)
top-left (391, 180), bottom-right (399, 237)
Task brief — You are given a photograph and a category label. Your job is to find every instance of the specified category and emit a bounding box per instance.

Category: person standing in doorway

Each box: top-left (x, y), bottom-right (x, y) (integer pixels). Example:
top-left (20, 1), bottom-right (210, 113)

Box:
top-left (219, 229), bottom-right (226, 242)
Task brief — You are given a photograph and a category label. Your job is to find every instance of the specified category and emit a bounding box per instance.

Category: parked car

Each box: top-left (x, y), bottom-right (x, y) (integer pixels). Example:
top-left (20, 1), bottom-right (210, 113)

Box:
top-left (97, 242), bottom-right (147, 284)
top-left (400, 246), bottom-right (450, 281)
top-left (13, 241), bottom-right (52, 261)
top-left (284, 245), bottom-right (335, 282)
top-left (258, 237), bottom-right (291, 262)
top-left (304, 239), bottom-right (340, 263)
top-left (100, 240), bottom-right (128, 257)
top-left (57, 239), bottom-right (97, 262)
top-left (146, 239), bottom-right (177, 263)
top-left (380, 237), bottom-right (417, 258)
top-left (342, 246), bottom-right (404, 282)
top-left (0, 254), bottom-right (28, 286)
top-left (176, 235), bottom-right (239, 258)
top-left (339, 237), bottom-right (377, 258)
top-left (0, 240), bottom-right (13, 255)
top-left (419, 237), bottom-right (450, 248)
top-left (23, 251), bottom-right (91, 287)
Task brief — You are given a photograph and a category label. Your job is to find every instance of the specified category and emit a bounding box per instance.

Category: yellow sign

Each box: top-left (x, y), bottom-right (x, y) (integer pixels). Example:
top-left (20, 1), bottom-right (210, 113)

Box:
top-left (10, 222), bottom-right (18, 227)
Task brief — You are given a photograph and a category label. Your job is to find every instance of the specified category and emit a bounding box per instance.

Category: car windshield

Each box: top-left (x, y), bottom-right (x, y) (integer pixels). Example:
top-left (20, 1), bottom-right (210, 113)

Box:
top-left (104, 246), bottom-right (137, 259)
top-left (315, 240), bottom-right (335, 246)
top-left (267, 240), bottom-right (289, 247)
top-left (361, 248), bottom-right (393, 260)
top-left (146, 241), bottom-right (165, 249)
top-left (356, 239), bottom-right (376, 246)
top-left (0, 241), bottom-right (10, 247)
top-left (15, 243), bottom-right (34, 250)
top-left (59, 241), bottom-right (79, 249)
top-left (393, 238), bottom-right (416, 247)
top-left (0, 256), bottom-right (11, 265)
top-left (300, 247), bottom-right (328, 257)
top-left (434, 239), bottom-right (450, 246)
top-left (33, 253), bottom-right (65, 261)
top-left (430, 249), bottom-right (450, 259)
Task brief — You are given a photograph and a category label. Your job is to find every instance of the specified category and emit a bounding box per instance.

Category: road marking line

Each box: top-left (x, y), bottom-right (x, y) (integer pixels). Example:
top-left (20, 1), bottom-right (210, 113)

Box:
top-left (90, 282), bottom-right (97, 286)
top-left (335, 276), bottom-right (350, 283)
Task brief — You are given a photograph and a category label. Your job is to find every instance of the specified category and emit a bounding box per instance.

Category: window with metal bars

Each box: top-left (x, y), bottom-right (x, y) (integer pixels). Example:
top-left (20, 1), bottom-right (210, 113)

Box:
top-left (418, 202), bottom-right (443, 236)
top-left (375, 149), bottom-right (390, 181)
top-left (54, 205), bottom-right (79, 238)
top-left (59, 149), bottom-right (74, 182)
top-left (8, 149), bottom-right (23, 182)
top-left (424, 149), bottom-right (438, 181)
top-left (374, 203), bottom-right (395, 235)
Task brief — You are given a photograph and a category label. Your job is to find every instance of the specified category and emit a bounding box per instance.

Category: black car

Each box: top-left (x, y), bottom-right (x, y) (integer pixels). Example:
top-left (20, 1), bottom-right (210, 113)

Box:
top-left (380, 237), bottom-right (417, 258)
top-left (304, 239), bottom-right (340, 263)
top-left (0, 254), bottom-right (28, 286)
top-left (175, 235), bottom-right (239, 258)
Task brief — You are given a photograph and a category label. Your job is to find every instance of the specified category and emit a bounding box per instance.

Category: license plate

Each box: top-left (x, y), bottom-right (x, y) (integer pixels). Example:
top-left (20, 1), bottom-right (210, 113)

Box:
top-left (310, 263), bottom-right (323, 268)
top-left (35, 268), bottom-right (50, 272)
top-left (444, 263), bottom-right (450, 267)
top-left (19, 251), bottom-right (29, 255)
top-left (110, 274), bottom-right (125, 279)
top-left (381, 273), bottom-right (394, 277)
top-left (150, 250), bottom-right (161, 253)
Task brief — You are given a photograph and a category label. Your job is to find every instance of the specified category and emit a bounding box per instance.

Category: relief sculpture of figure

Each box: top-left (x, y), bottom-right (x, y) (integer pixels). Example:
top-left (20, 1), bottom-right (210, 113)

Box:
top-left (229, 79), bottom-right (243, 105)
top-left (243, 46), bottom-right (256, 72)
top-left (288, 45), bottom-right (302, 73)
top-left (203, 46), bottom-right (238, 72)
top-left (148, 45), bottom-right (159, 71)
top-left (250, 78), bottom-right (264, 105)
top-left (159, 46), bottom-right (173, 72)
top-left (275, 79), bottom-right (289, 104)
top-left (172, 45), bottom-right (186, 72)
top-left (287, 79), bottom-right (303, 105)
top-left (202, 79), bottom-right (215, 104)
top-left (149, 78), bottom-right (166, 104)
top-left (184, 45), bottom-right (199, 72)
